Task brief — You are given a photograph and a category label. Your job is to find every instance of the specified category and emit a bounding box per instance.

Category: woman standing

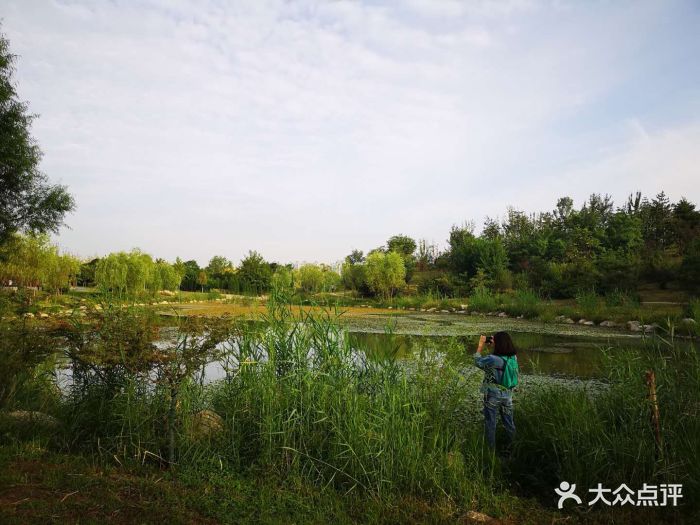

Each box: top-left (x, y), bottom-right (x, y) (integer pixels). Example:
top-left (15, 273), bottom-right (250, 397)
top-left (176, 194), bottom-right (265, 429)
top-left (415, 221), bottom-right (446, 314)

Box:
top-left (474, 331), bottom-right (518, 450)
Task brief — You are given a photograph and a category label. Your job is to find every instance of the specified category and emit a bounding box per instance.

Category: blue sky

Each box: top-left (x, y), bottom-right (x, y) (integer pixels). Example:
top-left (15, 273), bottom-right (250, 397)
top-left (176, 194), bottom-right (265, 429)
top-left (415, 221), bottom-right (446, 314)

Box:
top-left (3, 0), bottom-right (699, 266)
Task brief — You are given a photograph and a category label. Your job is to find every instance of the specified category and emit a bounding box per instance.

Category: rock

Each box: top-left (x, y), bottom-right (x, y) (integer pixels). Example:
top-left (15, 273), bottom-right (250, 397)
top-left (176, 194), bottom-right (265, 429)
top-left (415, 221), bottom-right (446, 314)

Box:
top-left (187, 409), bottom-right (224, 440)
top-left (23, 312), bottom-right (34, 318)
top-left (79, 305), bottom-right (87, 310)
top-left (577, 318), bottom-right (588, 325)
top-left (516, 314), bottom-right (524, 319)
top-left (387, 306), bottom-right (393, 309)
top-left (599, 320), bottom-right (616, 327)
top-left (627, 320), bottom-right (642, 332)
top-left (427, 308), bottom-right (436, 312)
top-left (583, 321), bottom-right (595, 326)
top-left (5, 410), bottom-right (60, 429)
top-left (562, 318), bottom-right (575, 324)
top-left (457, 310), bottom-right (467, 314)
top-left (440, 309), bottom-right (449, 313)
top-left (464, 510), bottom-right (494, 523)
top-left (460, 304), bottom-right (469, 310)
top-left (497, 312), bottom-right (508, 318)
top-left (555, 315), bottom-right (565, 321)
top-left (642, 324), bottom-right (656, 333)
top-left (682, 318), bottom-right (697, 324)
top-left (38, 312), bottom-right (49, 319)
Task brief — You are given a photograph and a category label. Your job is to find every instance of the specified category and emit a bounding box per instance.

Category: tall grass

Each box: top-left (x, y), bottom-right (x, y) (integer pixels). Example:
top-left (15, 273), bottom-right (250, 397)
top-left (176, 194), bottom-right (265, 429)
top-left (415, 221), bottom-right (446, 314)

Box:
top-left (1, 296), bottom-right (698, 518)
top-left (468, 287), bottom-right (499, 313)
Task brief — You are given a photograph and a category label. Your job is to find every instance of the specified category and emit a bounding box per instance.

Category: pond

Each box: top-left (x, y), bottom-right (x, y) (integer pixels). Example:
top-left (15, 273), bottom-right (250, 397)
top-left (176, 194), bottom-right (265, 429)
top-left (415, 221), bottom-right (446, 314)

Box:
top-left (53, 323), bottom-right (681, 392)
top-left (347, 331), bottom-right (663, 378)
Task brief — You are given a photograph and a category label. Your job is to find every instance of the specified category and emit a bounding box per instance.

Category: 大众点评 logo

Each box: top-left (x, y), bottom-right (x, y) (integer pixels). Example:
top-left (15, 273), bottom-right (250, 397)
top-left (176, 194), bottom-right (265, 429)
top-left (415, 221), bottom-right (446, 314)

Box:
top-left (555, 481), bottom-right (682, 509)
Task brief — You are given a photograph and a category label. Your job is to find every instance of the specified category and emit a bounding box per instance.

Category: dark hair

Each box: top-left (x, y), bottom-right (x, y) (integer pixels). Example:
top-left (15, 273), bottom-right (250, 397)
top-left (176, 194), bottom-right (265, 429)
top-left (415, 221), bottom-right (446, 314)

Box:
top-left (493, 331), bottom-right (516, 356)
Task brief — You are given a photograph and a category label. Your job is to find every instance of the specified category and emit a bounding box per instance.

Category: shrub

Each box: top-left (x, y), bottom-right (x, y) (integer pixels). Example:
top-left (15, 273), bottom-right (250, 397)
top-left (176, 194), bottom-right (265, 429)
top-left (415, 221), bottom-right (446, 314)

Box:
top-left (467, 287), bottom-right (498, 312)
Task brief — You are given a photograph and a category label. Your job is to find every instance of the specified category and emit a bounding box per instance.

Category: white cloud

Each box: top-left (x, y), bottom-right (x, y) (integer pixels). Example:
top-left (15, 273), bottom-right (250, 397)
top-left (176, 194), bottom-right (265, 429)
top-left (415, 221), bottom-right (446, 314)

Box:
top-left (2, 0), bottom-right (698, 264)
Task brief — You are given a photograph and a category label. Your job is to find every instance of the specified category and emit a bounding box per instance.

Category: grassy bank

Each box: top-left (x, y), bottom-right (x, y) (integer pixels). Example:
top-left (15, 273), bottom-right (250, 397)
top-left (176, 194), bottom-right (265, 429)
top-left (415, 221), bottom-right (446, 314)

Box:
top-left (1, 295), bottom-right (698, 523)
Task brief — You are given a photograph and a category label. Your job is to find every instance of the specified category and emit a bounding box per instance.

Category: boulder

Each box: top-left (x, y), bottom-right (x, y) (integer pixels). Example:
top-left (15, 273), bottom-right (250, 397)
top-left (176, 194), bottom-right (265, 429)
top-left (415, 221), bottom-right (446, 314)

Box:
top-left (577, 318), bottom-right (587, 325)
top-left (187, 409), bottom-right (224, 440)
top-left (562, 318), bottom-right (575, 324)
top-left (583, 321), bottom-right (595, 326)
top-left (599, 320), bottom-right (616, 327)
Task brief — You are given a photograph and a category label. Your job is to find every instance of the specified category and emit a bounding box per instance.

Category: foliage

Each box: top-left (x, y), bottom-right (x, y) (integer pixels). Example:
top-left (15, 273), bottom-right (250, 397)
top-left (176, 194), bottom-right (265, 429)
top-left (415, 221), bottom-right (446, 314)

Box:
top-left (237, 251), bottom-right (272, 294)
top-left (364, 251), bottom-right (406, 299)
top-left (0, 30), bottom-right (74, 245)
top-left (0, 233), bottom-right (80, 292)
top-left (294, 264), bottom-right (340, 294)
top-left (94, 249), bottom-right (181, 297)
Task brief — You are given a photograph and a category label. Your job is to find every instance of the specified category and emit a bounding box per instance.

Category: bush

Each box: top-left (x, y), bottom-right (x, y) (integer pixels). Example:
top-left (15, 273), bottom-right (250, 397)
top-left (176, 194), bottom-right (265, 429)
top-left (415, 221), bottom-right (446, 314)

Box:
top-left (575, 289), bottom-right (601, 319)
top-left (467, 287), bottom-right (498, 312)
top-left (504, 289), bottom-right (541, 318)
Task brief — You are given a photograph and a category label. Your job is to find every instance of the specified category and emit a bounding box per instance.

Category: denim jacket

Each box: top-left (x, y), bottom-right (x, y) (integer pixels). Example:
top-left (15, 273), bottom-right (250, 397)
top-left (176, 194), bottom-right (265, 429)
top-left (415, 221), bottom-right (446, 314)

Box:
top-left (474, 353), bottom-right (511, 394)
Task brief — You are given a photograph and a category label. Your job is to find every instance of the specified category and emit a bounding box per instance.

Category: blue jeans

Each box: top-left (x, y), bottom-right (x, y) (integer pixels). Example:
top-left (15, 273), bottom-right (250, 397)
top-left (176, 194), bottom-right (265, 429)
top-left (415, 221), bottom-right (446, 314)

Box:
top-left (483, 389), bottom-right (515, 449)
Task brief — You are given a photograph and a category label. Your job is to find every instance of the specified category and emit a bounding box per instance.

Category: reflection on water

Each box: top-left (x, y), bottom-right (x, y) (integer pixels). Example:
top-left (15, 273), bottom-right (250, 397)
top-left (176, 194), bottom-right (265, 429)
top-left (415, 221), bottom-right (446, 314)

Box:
top-left (347, 331), bottom-right (657, 378)
top-left (54, 328), bottom-right (673, 390)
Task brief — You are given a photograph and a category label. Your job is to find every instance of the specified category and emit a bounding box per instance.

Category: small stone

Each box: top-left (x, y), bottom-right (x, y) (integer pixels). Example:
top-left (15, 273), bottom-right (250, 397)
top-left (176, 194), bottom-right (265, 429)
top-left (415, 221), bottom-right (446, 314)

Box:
top-left (578, 318), bottom-right (588, 325)
top-left (599, 320), bottom-right (616, 327)
top-left (562, 318), bottom-right (575, 324)
top-left (38, 312), bottom-right (49, 319)
top-left (627, 320), bottom-right (642, 332)
top-left (23, 312), bottom-right (34, 318)
top-left (583, 321), bottom-right (595, 326)
top-left (427, 308), bottom-right (436, 312)
top-left (498, 312), bottom-right (508, 318)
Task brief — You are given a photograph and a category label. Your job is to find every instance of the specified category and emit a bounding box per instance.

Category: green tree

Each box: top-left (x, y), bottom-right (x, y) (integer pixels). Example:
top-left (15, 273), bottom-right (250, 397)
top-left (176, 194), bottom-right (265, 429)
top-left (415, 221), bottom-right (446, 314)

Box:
top-left (196, 270), bottom-right (208, 293)
top-left (297, 264), bottom-right (324, 293)
top-left (386, 234), bottom-right (417, 281)
top-left (238, 251), bottom-right (272, 294)
top-left (0, 30), bottom-right (74, 245)
top-left (365, 251), bottom-right (406, 299)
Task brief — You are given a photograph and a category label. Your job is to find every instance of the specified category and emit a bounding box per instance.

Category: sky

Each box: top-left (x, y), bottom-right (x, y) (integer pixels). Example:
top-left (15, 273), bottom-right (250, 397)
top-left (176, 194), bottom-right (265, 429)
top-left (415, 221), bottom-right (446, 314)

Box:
top-left (3, 0), bottom-right (700, 266)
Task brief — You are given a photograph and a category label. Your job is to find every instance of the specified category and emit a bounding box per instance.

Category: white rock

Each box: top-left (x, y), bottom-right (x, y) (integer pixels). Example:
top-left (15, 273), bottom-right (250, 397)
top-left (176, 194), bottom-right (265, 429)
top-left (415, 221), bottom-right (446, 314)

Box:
top-left (627, 320), bottom-right (642, 332)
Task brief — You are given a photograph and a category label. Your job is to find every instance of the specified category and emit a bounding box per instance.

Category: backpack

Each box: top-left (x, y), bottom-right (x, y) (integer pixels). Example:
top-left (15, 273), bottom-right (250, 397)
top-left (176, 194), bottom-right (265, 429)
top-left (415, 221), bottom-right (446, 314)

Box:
top-left (499, 356), bottom-right (519, 389)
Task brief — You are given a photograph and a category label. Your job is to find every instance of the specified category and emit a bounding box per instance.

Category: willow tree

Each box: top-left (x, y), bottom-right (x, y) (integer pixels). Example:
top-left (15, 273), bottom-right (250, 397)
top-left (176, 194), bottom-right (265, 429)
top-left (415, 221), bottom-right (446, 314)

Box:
top-left (365, 251), bottom-right (406, 299)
